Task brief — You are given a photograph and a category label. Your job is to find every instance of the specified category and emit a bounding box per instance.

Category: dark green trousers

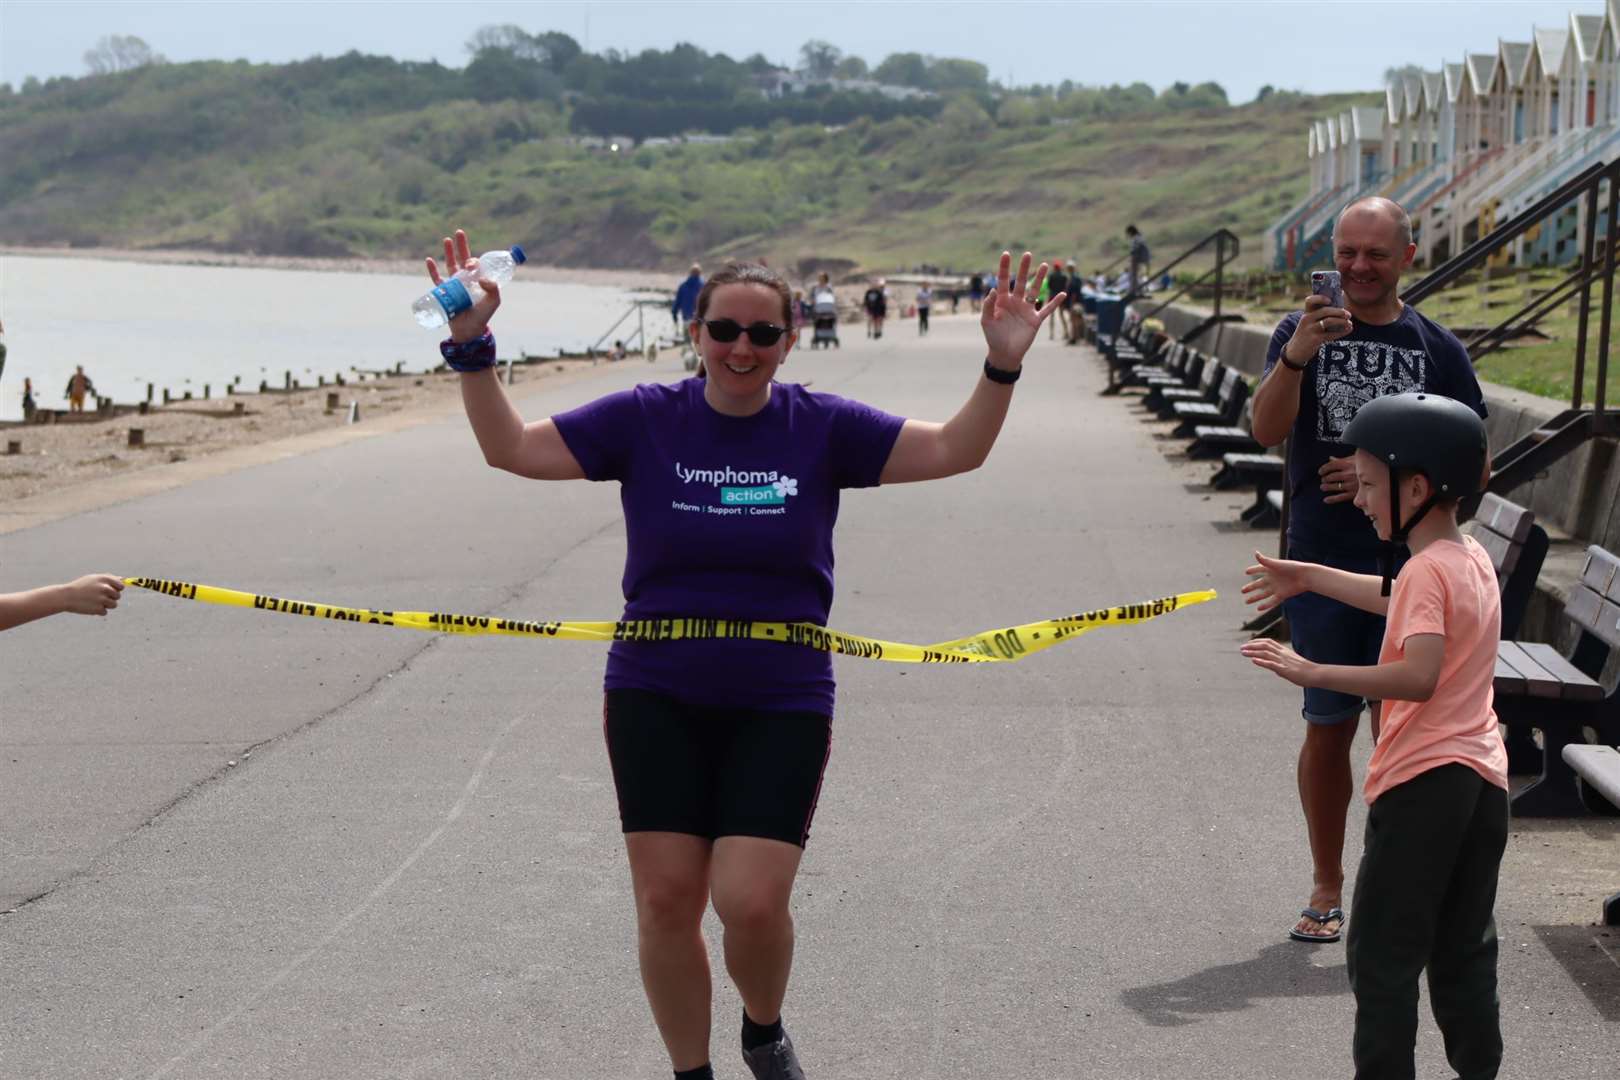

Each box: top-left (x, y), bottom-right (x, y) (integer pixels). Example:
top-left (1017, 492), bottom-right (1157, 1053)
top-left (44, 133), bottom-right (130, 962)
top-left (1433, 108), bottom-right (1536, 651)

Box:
top-left (1346, 763), bottom-right (1508, 1080)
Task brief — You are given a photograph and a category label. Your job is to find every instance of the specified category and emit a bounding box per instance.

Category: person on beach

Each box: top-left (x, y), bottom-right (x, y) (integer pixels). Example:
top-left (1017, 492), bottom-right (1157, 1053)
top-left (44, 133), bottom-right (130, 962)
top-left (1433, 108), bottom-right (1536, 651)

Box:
top-left (426, 229), bottom-right (1063, 1080)
top-left (862, 278), bottom-right (888, 339)
top-left (915, 283), bottom-right (932, 336)
top-left (674, 264), bottom-right (704, 333)
top-left (1242, 391), bottom-right (1506, 1080)
top-left (1, 574), bottom-right (125, 631)
top-left (22, 376), bottom-right (35, 421)
top-left (1249, 196), bottom-right (1486, 945)
top-left (969, 273), bottom-right (984, 312)
top-left (65, 365), bottom-right (95, 413)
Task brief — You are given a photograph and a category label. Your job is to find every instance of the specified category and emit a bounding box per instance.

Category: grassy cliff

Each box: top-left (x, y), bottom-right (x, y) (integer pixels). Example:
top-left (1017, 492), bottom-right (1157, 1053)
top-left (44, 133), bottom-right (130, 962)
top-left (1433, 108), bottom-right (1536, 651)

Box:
top-left (0, 55), bottom-right (1375, 273)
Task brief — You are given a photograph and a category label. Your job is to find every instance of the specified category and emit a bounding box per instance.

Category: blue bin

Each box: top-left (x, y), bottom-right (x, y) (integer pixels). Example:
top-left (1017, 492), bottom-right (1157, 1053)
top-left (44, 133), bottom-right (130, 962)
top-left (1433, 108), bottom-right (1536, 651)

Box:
top-left (1094, 295), bottom-right (1124, 339)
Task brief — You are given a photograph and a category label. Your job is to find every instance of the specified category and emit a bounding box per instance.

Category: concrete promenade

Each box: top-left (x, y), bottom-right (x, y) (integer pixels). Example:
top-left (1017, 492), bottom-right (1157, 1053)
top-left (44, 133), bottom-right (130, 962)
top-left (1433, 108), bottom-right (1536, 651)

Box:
top-left (2, 310), bottom-right (1615, 1078)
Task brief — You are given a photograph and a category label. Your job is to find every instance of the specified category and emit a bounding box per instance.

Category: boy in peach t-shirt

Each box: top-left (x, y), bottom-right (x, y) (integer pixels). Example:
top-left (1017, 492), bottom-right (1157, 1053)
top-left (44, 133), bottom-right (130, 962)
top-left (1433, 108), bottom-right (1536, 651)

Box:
top-left (1241, 392), bottom-right (1506, 1080)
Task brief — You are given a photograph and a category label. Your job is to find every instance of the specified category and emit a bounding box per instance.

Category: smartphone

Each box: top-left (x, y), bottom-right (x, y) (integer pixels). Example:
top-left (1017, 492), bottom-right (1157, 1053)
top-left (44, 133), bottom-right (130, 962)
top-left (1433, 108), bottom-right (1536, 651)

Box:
top-left (1310, 270), bottom-right (1343, 310)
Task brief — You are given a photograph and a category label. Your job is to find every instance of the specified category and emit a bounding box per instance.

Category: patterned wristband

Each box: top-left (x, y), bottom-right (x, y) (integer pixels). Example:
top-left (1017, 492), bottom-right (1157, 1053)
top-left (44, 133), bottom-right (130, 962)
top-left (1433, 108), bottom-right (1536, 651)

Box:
top-left (441, 330), bottom-right (497, 372)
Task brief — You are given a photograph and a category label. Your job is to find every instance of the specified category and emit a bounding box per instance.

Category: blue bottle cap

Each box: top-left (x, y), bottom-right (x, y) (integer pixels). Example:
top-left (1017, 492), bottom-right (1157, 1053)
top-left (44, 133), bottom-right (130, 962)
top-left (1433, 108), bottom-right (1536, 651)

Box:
top-left (509, 245), bottom-right (527, 265)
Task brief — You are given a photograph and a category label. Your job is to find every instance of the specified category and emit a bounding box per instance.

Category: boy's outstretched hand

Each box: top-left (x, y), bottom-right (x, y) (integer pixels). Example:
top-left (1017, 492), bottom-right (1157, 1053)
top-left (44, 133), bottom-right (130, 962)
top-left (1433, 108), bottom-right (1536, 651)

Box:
top-left (1241, 550), bottom-right (1311, 613)
top-left (1240, 637), bottom-right (1316, 687)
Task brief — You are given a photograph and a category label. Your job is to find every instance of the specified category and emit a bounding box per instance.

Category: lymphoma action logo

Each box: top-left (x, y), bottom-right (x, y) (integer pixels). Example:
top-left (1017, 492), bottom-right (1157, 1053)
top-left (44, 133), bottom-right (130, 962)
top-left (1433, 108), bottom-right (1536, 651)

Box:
top-left (677, 463), bottom-right (798, 505)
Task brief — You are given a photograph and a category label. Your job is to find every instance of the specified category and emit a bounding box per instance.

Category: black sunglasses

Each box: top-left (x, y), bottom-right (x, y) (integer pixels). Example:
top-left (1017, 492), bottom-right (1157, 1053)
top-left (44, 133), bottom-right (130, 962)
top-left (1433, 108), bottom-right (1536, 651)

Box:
top-left (699, 318), bottom-right (788, 347)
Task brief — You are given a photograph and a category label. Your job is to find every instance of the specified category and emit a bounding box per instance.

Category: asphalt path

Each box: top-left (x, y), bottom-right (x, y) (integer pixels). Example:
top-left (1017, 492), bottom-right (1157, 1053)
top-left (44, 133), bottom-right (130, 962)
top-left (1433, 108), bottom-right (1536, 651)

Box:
top-left (2, 312), bottom-right (1616, 1078)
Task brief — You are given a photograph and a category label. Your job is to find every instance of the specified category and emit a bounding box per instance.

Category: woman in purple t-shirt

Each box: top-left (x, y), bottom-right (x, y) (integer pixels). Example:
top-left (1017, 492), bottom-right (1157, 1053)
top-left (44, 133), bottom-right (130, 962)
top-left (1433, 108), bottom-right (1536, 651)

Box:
top-left (425, 230), bottom-right (1064, 1080)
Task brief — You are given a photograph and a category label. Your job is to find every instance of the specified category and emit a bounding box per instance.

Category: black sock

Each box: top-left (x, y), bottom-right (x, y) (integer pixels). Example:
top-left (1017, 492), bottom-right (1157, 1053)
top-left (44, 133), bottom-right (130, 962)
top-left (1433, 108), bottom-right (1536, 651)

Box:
top-left (741, 1009), bottom-right (784, 1050)
top-left (673, 1066), bottom-right (714, 1080)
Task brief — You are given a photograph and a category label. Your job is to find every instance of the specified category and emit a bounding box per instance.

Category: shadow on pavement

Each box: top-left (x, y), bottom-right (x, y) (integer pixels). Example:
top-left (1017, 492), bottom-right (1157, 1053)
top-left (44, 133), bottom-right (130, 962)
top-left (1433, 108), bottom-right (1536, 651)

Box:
top-left (1121, 941), bottom-right (1349, 1027)
top-left (1531, 924), bottom-right (1620, 1022)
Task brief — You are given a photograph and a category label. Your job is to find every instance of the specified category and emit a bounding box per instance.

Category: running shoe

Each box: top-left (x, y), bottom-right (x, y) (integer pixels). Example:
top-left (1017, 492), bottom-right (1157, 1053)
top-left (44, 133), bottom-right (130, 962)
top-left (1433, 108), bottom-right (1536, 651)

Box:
top-left (741, 1030), bottom-right (806, 1080)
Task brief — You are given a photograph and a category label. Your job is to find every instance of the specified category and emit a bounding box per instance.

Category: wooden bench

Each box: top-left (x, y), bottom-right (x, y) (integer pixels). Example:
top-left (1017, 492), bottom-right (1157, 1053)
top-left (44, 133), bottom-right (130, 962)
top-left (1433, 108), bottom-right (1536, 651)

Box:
top-left (1140, 348), bottom-right (1206, 397)
top-left (1495, 545), bottom-right (1620, 816)
top-left (1148, 358), bottom-right (1224, 417)
top-left (1464, 493), bottom-right (1548, 640)
top-left (1120, 341), bottom-right (1188, 389)
top-left (1188, 398), bottom-right (1262, 459)
top-left (1561, 744), bottom-right (1620, 925)
top-left (1172, 369), bottom-right (1251, 437)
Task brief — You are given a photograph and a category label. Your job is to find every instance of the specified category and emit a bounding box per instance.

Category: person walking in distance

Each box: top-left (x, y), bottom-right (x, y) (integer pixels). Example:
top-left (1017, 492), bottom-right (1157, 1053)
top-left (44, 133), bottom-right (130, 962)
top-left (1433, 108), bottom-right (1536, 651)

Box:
top-left (915, 282), bottom-right (932, 336)
top-left (1125, 225), bottom-right (1150, 296)
top-left (65, 365), bottom-right (94, 413)
top-left (862, 278), bottom-right (888, 339)
top-left (425, 229), bottom-right (1065, 1080)
top-left (1248, 197), bottom-right (1487, 945)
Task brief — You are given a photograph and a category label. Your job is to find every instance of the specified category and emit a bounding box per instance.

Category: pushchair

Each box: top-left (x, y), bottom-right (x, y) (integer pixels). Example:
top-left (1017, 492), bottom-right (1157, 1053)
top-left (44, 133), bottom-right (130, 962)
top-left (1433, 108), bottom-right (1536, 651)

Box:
top-left (811, 315), bottom-right (839, 349)
top-left (809, 288), bottom-right (840, 349)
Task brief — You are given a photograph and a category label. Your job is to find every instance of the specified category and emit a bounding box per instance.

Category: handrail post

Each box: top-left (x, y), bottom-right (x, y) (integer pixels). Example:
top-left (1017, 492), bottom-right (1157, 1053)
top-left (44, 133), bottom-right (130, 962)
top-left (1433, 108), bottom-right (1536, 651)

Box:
top-left (1574, 181), bottom-right (1599, 410)
top-left (1213, 232), bottom-right (1226, 320)
top-left (1596, 162), bottom-right (1619, 423)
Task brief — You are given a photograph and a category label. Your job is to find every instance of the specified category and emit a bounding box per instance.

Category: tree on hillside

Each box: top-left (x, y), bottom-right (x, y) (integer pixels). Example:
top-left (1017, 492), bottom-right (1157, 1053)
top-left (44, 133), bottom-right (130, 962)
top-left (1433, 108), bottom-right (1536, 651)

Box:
top-left (799, 40), bottom-right (842, 79)
top-left (835, 55), bottom-right (869, 80)
top-left (466, 25), bottom-right (542, 60)
top-left (873, 52), bottom-right (930, 89)
top-left (83, 35), bottom-right (165, 76)
top-left (928, 58), bottom-right (988, 93)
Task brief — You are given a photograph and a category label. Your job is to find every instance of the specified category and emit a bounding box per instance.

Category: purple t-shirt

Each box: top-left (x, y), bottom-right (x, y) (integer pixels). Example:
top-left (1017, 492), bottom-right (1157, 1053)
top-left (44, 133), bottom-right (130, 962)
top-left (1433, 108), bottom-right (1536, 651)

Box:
top-left (552, 377), bottom-right (905, 715)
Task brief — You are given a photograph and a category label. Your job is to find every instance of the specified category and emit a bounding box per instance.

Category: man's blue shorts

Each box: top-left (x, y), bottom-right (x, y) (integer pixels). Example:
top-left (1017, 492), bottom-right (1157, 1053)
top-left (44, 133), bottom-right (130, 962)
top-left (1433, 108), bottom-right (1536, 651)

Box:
top-left (1282, 543), bottom-right (1403, 725)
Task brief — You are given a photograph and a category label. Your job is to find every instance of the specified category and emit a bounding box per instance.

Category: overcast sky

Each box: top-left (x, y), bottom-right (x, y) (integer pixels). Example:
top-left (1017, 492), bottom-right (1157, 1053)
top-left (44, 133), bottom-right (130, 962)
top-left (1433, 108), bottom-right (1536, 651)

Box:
top-left (0, 0), bottom-right (1602, 104)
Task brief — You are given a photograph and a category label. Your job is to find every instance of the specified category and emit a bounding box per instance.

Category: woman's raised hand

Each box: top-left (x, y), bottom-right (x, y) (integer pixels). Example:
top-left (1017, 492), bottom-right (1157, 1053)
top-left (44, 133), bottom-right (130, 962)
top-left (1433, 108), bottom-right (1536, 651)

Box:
top-left (425, 228), bottom-right (502, 343)
top-left (980, 251), bottom-right (1065, 371)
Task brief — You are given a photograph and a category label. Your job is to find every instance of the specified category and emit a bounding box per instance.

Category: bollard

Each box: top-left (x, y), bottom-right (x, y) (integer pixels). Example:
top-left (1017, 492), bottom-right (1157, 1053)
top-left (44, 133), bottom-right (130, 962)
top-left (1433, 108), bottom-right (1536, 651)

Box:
top-left (183, 391), bottom-right (192, 400)
top-left (395, 361), bottom-right (404, 374)
top-left (138, 401), bottom-right (149, 415)
top-left (203, 384), bottom-right (209, 399)
top-left (259, 380), bottom-right (269, 393)
top-left (284, 371), bottom-right (292, 390)
top-left (128, 428), bottom-right (144, 448)
top-left (335, 373), bottom-right (345, 386)
top-left (226, 384), bottom-right (234, 395)
top-left (234, 401), bottom-right (245, 416)
top-left (318, 375), bottom-right (325, 387)
top-left (326, 391), bottom-right (340, 412)
top-left (347, 401), bottom-right (360, 424)
top-left (163, 388), bottom-right (171, 404)
top-left (146, 383), bottom-right (154, 403)
top-left (5, 440), bottom-right (20, 455)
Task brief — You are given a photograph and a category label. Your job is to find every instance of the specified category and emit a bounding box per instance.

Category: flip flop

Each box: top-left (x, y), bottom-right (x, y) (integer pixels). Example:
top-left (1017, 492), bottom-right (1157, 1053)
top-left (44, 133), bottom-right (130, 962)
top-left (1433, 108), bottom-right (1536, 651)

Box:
top-left (1289, 906), bottom-right (1345, 943)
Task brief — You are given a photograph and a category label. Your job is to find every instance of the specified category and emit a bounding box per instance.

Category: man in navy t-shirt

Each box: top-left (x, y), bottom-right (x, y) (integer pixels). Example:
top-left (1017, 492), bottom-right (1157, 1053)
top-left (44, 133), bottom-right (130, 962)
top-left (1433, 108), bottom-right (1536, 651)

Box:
top-left (1251, 196), bottom-right (1487, 945)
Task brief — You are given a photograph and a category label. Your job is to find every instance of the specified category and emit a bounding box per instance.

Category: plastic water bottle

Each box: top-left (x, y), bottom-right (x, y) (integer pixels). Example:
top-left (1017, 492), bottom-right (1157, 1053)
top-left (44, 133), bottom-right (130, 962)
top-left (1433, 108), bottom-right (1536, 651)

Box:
top-left (412, 245), bottom-right (527, 328)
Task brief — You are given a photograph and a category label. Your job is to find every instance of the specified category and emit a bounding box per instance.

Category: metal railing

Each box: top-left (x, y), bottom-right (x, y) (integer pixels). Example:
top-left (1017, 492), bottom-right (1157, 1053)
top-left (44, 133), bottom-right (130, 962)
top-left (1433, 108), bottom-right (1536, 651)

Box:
top-left (1404, 157), bottom-right (1620, 494)
top-left (589, 298), bottom-right (677, 356)
top-left (1123, 228), bottom-right (1241, 323)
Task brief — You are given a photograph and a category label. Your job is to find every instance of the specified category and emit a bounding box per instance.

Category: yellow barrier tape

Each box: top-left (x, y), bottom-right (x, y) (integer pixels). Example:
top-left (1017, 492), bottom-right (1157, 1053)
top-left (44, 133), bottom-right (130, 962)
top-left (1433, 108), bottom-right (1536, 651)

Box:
top-left (123, 577), bottom-right (1216, 665)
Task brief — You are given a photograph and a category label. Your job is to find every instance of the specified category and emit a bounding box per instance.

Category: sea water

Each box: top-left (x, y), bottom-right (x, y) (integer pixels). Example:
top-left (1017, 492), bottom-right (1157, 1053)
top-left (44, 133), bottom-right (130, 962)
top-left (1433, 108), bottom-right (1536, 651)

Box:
top-left (0, 254), bottom-right (662, 420)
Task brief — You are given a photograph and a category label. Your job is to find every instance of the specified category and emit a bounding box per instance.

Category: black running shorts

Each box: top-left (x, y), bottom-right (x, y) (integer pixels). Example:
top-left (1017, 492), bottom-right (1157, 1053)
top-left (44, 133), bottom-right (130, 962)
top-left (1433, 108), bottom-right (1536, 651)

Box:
top-left (603, 688), bottom-right (833, 847)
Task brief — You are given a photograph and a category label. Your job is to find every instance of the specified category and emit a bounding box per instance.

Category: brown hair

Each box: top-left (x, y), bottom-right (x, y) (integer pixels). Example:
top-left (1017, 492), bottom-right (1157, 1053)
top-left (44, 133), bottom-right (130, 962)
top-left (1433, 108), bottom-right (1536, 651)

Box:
top-left (695, 263), bottom-right (794, 327)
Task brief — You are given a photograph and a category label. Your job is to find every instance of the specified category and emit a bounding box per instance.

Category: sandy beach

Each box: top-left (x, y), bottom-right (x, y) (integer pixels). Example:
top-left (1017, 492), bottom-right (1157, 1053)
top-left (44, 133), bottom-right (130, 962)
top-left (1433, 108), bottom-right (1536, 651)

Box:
top-left (0, 356), bottom-right (608, 507)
